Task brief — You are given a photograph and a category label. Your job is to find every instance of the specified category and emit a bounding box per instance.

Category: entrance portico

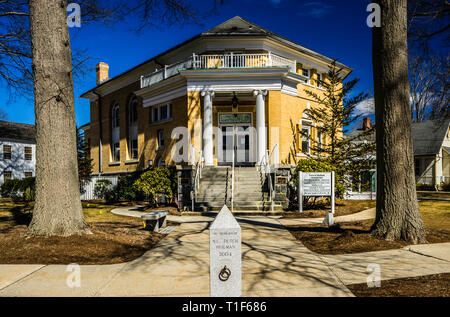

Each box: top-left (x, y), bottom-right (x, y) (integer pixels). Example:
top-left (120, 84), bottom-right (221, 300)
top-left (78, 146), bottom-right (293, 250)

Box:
top-left (201, 90), bottom-right (268, 166)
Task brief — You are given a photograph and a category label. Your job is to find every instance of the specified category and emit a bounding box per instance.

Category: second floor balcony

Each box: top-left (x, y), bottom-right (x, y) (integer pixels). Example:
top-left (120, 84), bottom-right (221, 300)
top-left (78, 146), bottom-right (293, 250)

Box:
top-left (140, 52), bottom-right (297, 89)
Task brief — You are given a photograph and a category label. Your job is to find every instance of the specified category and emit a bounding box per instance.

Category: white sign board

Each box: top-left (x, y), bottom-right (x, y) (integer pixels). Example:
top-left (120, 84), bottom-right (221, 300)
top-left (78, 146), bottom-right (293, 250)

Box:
top-left (303, 173), bottom-right (332, 196)
top-left (299, 172), bottom-right (335, 223)
top-left (210, 205), bottom-right (241, 297)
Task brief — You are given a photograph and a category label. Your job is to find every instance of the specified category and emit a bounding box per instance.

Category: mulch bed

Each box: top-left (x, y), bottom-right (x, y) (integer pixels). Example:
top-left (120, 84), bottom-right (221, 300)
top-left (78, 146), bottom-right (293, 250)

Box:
top-left (282, 201), bottom-right (375, 219)
top-left (0, 218), bottom-right (166, 265)
top-left (347, 273), bottom-right (450, 297)
top-left (287, 220), bottom-right (450, 254)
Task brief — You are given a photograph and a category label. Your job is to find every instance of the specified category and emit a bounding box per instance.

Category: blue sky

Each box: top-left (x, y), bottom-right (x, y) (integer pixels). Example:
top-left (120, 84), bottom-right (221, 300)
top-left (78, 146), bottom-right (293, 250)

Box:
top-left (0, 0), bottom-right (375, 127)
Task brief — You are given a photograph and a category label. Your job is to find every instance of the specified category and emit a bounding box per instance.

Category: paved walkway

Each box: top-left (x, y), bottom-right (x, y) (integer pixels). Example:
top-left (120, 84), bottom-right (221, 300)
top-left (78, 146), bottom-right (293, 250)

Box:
top-left (0, 207), bottom-right (449, 296)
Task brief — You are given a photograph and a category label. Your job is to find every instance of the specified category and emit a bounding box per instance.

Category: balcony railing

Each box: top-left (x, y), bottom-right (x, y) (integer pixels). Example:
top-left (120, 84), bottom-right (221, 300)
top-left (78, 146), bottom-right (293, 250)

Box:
top-left (140, 53), bottom-right (297, 89)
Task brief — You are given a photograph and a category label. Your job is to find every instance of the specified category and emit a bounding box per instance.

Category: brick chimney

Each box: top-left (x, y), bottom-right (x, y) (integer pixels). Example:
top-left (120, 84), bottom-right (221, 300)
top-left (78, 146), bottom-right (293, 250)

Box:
top-left (96, 62), bottom-right (109, 85)
top-left (362, 117), bottom-right (371, 130)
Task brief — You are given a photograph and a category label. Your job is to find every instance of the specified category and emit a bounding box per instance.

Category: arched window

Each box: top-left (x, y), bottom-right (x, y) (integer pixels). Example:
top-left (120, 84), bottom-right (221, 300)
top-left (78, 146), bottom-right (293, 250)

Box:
top-left (111, 103), bottom-right (120, 162)
top-left (128, 97), bottom-right (138, 160)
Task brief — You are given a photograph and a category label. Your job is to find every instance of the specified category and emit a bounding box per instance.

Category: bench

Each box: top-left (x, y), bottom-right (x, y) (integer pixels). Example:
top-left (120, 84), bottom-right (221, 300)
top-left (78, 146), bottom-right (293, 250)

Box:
top-left (141, 210), bottom-right (169, 232)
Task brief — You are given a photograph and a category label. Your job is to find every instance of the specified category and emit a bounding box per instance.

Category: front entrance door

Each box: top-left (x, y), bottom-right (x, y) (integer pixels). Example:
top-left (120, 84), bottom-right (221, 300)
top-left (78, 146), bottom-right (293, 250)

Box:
top-left (218, 114), bottom-right (254, 166)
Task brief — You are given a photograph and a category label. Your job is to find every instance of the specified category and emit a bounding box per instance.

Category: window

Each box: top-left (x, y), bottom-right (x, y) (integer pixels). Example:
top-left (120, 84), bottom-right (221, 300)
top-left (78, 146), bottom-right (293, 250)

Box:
top-left (111, 103), bottom-right (120, 161)
top-left (317, 73), bottom-right (323, 88)
top-left (3, 171), bottom-right (12, 181)
top-left (112, 104), bottom-right (120, 128)
top-left (302, 68), bottom-right (310, 84)
top-left (157, 130), bottom-right (165, 149)
top-left (302, 126), bottom-right (310, 154)
top-left (130, 139), bottom-right (138, 159)
top-left (128, 99), bottom-right (138, 126)
top-left (3, 145), bottom-right (11, 160)
top-left (24, 172), bottom-right (33, 178)
top-left (415, 159), bottom-right (421, 176)
top-left (301, 111), bottom-right (312, 154)
top-left (128, 98), bottom-right (138, 160)
top-left (152, 104), bottom-right (172, 122)
top-left (24, 146), bottom-right (32, 161)
top-left (317, 130), bottom-right (323, 151)
top-left (113, 142), bottom-right (120, 162)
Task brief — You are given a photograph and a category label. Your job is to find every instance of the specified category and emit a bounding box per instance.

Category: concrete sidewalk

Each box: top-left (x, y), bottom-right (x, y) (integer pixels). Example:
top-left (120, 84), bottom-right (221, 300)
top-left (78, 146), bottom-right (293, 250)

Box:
top-left (0, 215), bottom-right (352, 297)
top-left (1, 207), bottom-right (449, 296)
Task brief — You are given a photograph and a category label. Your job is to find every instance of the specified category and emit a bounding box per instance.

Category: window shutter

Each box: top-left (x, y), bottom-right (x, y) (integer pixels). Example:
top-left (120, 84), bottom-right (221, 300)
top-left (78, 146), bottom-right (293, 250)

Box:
top-left (296, 124), bottom-right (301, 152)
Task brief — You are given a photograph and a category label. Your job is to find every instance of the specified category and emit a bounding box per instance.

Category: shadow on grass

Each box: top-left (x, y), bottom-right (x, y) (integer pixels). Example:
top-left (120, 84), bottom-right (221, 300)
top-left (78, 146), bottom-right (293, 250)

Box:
top-left (10, 205), bottom-right (33, 226)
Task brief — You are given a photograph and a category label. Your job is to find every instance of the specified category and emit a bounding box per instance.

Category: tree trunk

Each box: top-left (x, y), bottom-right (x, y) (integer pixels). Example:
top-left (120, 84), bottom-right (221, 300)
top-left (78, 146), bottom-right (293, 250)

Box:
top-left (27, 0), bottom-right (90, 236)
top-left (371, 0), bottom-right (426, 243)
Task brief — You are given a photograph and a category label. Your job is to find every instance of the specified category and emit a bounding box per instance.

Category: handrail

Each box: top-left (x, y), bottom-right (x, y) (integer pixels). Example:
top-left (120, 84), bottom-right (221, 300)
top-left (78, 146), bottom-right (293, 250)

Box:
top-left (141, 52), bottom-right (297, 89)
top-left (231, 149), bottom-right (235, 213)
top-left (191, 149), bottom-right (204, 211)
top-left (259, 144), bottom-right (278, 212)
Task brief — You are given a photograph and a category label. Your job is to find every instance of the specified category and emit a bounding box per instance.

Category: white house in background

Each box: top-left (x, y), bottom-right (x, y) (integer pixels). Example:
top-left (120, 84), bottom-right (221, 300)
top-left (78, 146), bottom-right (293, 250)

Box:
top-left (412, 119), bottom-right (450, 187)
top-left (0, 121), bottom-right (36, 185)
top-left (344, 117), bottom-right (376, 200)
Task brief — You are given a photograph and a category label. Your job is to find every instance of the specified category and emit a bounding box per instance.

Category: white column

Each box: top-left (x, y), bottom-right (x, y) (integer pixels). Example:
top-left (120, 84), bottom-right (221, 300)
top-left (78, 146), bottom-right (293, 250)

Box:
top-left (254, 90), bottom-right (267, 164)
top-left (201, 90), bottom-right (214, 166)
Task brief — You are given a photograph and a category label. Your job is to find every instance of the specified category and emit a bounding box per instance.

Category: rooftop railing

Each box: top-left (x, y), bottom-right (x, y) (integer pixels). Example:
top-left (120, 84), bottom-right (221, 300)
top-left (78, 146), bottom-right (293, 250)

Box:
top-left (140, 52), bottom-right (297, 89)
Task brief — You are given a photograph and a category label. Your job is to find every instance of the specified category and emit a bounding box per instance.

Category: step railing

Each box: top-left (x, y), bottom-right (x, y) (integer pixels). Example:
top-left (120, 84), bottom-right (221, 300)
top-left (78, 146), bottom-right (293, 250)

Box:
top-left (231, 149), bottom-right (235, 213)
top-left (191, 149), bottom-right (204, 211)
top-left (259, 144), bottom-right (279, 212)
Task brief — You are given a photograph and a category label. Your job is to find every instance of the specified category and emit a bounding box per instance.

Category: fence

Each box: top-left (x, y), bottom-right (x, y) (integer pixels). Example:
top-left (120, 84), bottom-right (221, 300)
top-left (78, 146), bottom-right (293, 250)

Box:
top-left (80, 175), bottom-right (118, 200)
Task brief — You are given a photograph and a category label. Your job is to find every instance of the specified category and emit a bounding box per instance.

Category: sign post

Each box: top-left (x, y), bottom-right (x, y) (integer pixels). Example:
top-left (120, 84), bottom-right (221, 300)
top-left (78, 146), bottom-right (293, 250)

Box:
top-left (298, 171), bottom-right (335, 225)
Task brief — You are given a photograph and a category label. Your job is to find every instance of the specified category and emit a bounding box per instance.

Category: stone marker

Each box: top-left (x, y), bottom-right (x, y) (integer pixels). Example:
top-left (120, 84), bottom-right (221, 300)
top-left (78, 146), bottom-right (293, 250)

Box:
top-left (210, 205), bottom-right (241, 297)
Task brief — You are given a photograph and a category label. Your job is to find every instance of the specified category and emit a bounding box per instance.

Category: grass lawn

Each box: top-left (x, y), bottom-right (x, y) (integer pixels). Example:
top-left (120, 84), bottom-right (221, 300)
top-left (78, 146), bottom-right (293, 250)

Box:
top-left (286, 200), bottom-right (450, 255)
top-left (0, 199), bottom-right (171, 265)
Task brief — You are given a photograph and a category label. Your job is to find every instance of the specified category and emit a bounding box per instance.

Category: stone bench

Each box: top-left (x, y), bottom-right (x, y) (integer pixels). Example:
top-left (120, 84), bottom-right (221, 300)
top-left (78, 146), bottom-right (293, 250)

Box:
top-left (141, 210), bottom-right (169, 232)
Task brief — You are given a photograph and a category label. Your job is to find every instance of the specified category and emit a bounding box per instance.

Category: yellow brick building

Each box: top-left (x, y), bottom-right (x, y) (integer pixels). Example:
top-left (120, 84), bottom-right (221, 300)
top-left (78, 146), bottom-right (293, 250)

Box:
top-left (81, 16), bottom-right (352, 177)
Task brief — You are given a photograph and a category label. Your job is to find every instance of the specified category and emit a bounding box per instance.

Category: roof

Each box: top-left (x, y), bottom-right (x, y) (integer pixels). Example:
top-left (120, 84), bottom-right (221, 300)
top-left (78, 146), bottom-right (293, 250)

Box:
top-left (0, 121), bottom-right (36, 142)
top-left (412, 119), bottom-right (450, 156)
top-left (81, 16), bottom-right (352, 98)
top-left (346, 127), bottom-right (376, 143)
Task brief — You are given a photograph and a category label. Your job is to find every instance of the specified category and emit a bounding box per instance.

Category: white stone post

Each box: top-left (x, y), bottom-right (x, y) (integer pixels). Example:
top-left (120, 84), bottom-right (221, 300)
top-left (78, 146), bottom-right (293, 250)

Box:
top-left (254, 90), bottom-right (267, 164)
top-left (202, 90), bottom-right (214, 166)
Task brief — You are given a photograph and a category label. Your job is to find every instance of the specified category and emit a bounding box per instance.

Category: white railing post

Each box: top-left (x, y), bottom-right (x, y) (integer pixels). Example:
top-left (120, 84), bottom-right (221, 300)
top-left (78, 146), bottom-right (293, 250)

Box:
top-left (231, 149), bottom-right (235, 213)
top-left (268, 52), bottom-right (272, 66)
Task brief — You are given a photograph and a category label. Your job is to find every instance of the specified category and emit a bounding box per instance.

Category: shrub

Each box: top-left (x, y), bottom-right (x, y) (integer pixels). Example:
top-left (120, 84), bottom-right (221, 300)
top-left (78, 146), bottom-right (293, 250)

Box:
top-left (114, 174), bottom-right (145, 202)
top-left (441, 182), bottom-right (450, 192)
top-left (416, 183), bottom-right (435, 191)
top-left (134, 166), bottom-right (177, 206)
top-left (289, 159), bottom-right (345, 207)
top-left (0, 177), bottom-right (35, 201)
top-left (93, 179), bottom-right (113, 201)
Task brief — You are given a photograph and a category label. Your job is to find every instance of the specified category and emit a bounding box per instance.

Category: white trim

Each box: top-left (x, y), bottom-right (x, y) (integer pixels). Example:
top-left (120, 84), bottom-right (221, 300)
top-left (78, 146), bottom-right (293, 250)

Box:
top-left (141, 86), bottom-right (186, 108)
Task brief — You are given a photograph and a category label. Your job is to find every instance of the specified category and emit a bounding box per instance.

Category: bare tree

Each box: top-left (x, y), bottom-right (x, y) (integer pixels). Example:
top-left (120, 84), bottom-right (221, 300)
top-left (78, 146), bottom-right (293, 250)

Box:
top-left (1, 0), bottom-right (218, 236)
top-left (372, 0), bottom-right (426, 243)
top-left (409, 48), bottom-right (450, 122)
top-left (408, 0), bottom-right (450, 42)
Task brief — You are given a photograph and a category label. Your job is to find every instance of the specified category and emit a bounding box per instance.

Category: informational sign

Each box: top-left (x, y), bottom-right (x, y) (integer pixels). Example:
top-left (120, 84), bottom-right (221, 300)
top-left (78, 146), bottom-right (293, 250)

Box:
top-left (298, 172), bottom-right (335, 223)
top-left (219, 113), bottom-right (252, 124)
top-left (303, 173), bottom-right (332, 196)
top-left (210, 205), bottom-right (241, 297)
